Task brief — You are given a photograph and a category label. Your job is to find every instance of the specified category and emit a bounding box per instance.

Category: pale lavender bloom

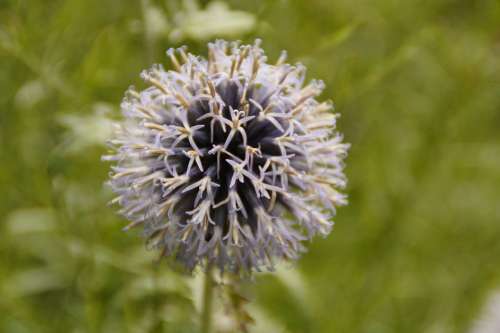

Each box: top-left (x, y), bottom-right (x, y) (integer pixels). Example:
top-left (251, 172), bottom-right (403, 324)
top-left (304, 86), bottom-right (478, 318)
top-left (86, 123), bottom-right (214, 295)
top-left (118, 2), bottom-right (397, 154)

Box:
top-left (103, 40), bottom-right (349, 273)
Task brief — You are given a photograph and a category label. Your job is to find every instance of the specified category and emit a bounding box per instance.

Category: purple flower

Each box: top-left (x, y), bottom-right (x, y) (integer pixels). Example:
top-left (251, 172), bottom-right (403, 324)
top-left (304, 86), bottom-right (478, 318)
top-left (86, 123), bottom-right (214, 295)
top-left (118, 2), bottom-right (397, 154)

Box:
top-left (103, 40), bottom-right (349, 273)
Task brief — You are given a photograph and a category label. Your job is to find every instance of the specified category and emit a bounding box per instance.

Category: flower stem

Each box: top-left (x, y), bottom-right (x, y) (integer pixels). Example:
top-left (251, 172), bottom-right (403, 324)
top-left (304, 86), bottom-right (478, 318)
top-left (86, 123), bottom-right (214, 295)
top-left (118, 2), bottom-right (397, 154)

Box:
top-left (201, 264), bottom-right (214, 333)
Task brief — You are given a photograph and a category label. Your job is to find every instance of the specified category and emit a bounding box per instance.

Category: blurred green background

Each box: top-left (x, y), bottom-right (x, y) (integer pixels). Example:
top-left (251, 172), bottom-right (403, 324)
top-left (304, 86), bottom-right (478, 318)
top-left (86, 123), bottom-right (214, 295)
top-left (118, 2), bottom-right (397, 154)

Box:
top-left (1, 0), bottom-right (500, 332)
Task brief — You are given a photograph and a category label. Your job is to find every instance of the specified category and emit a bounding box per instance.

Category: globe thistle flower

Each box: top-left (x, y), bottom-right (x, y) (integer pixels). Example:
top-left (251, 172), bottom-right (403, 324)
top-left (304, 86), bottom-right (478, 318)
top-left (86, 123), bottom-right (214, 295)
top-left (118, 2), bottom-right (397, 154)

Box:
top-left (103, 40), bottom-right (349, 273)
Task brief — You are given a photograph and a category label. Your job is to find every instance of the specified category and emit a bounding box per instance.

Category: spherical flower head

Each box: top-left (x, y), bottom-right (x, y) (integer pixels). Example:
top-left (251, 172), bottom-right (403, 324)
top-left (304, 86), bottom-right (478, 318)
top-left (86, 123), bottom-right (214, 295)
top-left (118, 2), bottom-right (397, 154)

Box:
top-left (103, 40), bottom-right (349, 273)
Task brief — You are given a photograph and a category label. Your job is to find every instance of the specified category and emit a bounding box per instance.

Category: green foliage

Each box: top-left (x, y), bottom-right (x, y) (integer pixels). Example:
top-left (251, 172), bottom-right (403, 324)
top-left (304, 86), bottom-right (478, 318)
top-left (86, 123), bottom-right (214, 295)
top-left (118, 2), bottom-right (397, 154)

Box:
top-left (1, 0), bottom-right (500, 332)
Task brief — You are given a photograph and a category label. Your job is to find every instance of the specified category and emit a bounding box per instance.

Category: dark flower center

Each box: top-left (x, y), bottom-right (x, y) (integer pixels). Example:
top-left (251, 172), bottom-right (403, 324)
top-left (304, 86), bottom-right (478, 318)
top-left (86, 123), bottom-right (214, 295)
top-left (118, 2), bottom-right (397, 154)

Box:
top-left (154, 78), bottom-right (305, 238)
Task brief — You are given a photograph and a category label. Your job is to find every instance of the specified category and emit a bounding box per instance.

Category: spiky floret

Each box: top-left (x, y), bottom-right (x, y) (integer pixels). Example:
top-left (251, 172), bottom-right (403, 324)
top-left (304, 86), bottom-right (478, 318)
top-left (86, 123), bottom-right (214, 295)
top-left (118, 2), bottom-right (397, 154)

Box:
top-left (103, 40), bottom-right (349, 273)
